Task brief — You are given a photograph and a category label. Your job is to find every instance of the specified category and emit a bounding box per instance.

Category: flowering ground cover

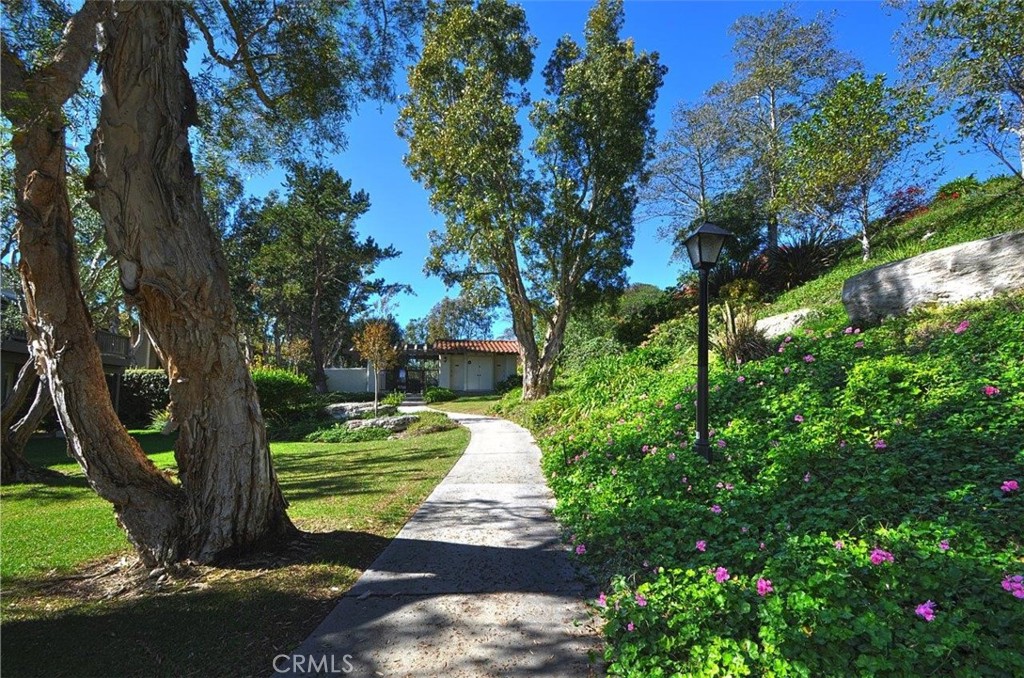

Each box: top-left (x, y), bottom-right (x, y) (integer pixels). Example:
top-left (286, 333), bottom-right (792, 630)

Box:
top-left (521, 294), bottom-right (1023, 676)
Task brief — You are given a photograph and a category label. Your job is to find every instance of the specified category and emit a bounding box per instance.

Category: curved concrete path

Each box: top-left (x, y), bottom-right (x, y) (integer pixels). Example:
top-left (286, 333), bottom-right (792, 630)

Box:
top-left (277, 410), bottom-right (601, 677)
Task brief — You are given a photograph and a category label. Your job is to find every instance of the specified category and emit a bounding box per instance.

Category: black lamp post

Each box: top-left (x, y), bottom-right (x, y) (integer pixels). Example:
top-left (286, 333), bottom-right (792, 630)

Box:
top-left (683, 222), bottom-right (733, 463)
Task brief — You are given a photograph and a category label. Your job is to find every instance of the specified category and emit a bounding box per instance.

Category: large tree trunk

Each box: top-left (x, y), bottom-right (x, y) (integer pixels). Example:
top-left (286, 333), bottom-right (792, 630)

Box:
top-left (2, 1), bottom-right (183, 564)
top-left (85, 0), bottom-right (293, 562)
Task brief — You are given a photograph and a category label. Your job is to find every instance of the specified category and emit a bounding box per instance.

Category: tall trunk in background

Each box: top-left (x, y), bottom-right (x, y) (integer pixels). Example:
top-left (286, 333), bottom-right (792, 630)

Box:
top-left (2, 1), bottom-right (183, 562)
top-left (86, 0), bottom-right (293, 562)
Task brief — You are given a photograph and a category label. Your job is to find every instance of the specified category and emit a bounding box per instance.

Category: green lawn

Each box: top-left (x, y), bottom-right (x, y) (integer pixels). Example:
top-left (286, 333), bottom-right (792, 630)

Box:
top-left (0, 425), bottom-right (470, 677)
top-left (429, 394), bottom-right (503, 416)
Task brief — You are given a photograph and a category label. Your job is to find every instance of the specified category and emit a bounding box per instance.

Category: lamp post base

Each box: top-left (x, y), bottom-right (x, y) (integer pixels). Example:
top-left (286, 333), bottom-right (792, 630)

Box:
top-left (694, 440), bottom-right (711, 464)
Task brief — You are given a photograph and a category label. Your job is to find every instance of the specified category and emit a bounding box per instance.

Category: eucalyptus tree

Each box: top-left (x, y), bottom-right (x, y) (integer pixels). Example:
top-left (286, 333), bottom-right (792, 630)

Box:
top-left (642, 95), bottom-right (737, 250)
top-left (399, 0), bottom-right (664, 398)
top-left (780, 73), bottom-right (932, 261)
top-left (722, 6), bottom-right (858, 249)
top-left (896, 0), bottom-right (1024, 180)
top-left (2, 0), bottom-right (420, 564)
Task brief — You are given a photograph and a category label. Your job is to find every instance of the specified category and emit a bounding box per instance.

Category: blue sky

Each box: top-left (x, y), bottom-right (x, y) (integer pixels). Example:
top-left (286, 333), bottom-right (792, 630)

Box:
top-left (244, 0), bottom-right (1004, 333)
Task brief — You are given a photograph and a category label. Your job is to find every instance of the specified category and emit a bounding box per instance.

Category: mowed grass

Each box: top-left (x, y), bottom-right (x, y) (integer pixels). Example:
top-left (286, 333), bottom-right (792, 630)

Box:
top-left (428, 394), bottom-right (503, 416)
top-left (0, 424), bottom-right (469, 677)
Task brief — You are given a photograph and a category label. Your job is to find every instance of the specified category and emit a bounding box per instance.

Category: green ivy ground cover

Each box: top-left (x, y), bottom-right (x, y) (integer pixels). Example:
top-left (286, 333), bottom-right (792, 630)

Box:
top-left (538, 295), bottom-right (1024, 676)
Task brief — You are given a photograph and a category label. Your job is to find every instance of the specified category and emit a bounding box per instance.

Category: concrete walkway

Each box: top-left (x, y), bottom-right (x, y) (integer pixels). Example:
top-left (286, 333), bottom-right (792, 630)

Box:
top-left (278, 410), bottom-right (601, 677)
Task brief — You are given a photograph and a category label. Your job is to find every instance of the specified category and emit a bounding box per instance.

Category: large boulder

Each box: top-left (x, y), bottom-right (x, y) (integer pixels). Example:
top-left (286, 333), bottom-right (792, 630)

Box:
top-left (755, 308), bottom-right (815, 338)
top-left (346, 415), bottom-right (418, 432)
top-left (841, 231), bottom-right (1024, 325)
top-left (325, 402), bottom-right (395, 421)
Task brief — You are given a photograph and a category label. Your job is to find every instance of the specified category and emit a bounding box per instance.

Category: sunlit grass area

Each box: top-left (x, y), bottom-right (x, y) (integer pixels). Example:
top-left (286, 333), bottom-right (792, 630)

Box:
top-left (0, 425), bottom-right (470, 677)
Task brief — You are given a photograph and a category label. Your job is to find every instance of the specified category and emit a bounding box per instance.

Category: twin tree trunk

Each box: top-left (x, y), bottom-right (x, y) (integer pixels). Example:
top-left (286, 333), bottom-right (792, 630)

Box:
top-left (86, 0), bottom-right (293, 562)
top-left (1, 359), bottom-right (54, 484)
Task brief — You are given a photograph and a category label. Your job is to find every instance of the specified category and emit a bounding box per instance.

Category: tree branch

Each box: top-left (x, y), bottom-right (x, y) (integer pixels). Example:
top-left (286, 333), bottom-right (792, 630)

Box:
top-left (217, 0), bottom-right (277, 109)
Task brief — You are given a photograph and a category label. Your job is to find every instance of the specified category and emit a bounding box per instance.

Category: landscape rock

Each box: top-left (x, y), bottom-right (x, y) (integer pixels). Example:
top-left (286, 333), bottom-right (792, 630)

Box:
top-left (755, 308), bottom-right (815, 338)
top-left (324, 402), bottom-right (396, 421)
top-left (346, 415), bottom-right (417, 432)
top-left (841, 231), bottom-right (1024, 325)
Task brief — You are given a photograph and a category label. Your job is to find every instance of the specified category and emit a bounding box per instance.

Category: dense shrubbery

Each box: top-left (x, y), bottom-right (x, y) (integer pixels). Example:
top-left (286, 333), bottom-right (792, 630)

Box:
top-left (494, 373), bottom-right (524, 395)
top-left (250, 367), bottom-right (312, 418)
top-left (537, 295), bottom-right (1024, 676)
top-left (119, 369), bottom-right (168, 429)
top-left (424, 386), bottom-right (456, 403)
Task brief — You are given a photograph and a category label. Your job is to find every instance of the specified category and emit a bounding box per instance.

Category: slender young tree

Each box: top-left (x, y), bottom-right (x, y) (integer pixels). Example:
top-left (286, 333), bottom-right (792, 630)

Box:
top-left (353, 320), bottom-right (399, 415)
top-left (642, 95), bottom-right (736, 249)
top-left (723, 6), bottom-right (858, 249)
top-left (896, 0), bottom-right (1024, 180)
top-left (781, 73), bottom-right (931, 260)
top-left (399, 0), bottom-right (663, 399)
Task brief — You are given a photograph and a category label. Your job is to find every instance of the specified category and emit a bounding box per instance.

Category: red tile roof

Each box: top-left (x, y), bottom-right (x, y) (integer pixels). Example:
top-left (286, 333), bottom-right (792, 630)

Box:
top-left (433, 339), bottom-right (521, 354)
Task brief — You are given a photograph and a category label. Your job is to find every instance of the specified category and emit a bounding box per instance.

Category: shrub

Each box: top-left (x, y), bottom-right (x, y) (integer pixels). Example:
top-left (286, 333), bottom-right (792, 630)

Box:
top-left (424, 386), bottom-right (456, 403)
top-left (936, 174), bottom-right (981, 201)
top-left (120, 369), bottom-right (168, 429)
top-left (494, 373), bottom-right (524, 394)
top-left (403, 411), bottom-right (458, 436)
top-left (147, 407), bottom-right (172, 433)
top-left (765, 234), bottom-right (842, 292)
top-left (712, 302), bottom-right (774, 366)
top-left (883, 185), bottom-right (929, 223)
top-left (381, 391), bottom-right (405, 407)
top-left (250, 367), bottom-right (312, 421)
top-left (304, 424), bottom-right (392, 443)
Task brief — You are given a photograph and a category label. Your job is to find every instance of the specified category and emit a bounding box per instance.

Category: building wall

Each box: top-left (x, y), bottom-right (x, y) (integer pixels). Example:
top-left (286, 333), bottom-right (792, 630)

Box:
top-left (324, 367), bottom-right (384, 393)
top-left (438, 353), bottom-right (520, 392)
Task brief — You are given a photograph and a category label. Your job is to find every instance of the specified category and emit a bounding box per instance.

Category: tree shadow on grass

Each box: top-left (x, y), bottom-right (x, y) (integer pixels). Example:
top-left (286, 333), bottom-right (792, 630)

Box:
top-left (1, 528), bottom-right (601, 678)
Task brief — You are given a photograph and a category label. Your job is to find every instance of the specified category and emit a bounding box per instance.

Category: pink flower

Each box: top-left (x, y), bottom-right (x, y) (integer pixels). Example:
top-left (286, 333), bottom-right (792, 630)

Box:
top-left (710, 504), bottom-right (722, 514)
top-left (714, 567), bottom-right (730, 583)
top-left (834, 540), bottom-right (845, 550)
top-left (794, 414), bottom-right (804, 423)
top-left (783, 366), bottom-right (791, 374)
top-left (778, 345), bottom-right (786, 353)
top-left (854, 340), bottom-right (865, 348)
top-left (939, 540), bottom-right (950, 551)
top-left (869, 548), bottom-right (894, 565)
top-left (759, 542), bottom-right (766, 550)
top-left (596, 592), bottom-right (607, 607)
top-left (575, 544), bottom-right (587, 555)
top-left (627, 621), bottom-right (635, 632)
top-left (611, 468), bottom-right (617, 476)
top-left (1002, 575), bottom-right (1024, 598)
top-left (804, 472), bottom-right (812, 482)
top-left (674, 403), bottom-right (682, 410)
top-left (983, 385), bottom-right (1001, 397)
top-left (954, 320), bottom-right (970, 334)
top-left (1002, 480), bottom-right (1019, 493)
top-left (757, 578), bottom-right (773, 596)
top-left (642, 445), bottom-right (650, 453)
top-left (737, 376), bottom-right (746, 383)
top-left (635, 593), bottom-right (647, 607)
top-left (844, 326), bottom-right (854, 334)
top-left (717, 439), bottom-right (727, 448)
top-left (915, 600), bottom-right (936, 622)
top-left (804, 354), bottom-right (815, 363)
top-left (785, 336), bottom-right (793, 343)
top-left (668, 452), bottom-right (676, 461)
top-left (874, 439), bottom-right (888, 450)
top-left (696, 540), bottom-right (707, 552)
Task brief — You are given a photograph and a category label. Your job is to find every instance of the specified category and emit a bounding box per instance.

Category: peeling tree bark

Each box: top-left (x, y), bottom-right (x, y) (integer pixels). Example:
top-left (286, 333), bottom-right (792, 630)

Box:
top-left (85, 0), bottom-right (293, 562)
top-left (2, 1), bottom-right (183, 563)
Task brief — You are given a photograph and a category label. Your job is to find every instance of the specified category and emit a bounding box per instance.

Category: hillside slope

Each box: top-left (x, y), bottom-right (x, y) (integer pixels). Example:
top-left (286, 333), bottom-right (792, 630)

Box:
top-left (510, 179), bottom-right (1024, 676)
